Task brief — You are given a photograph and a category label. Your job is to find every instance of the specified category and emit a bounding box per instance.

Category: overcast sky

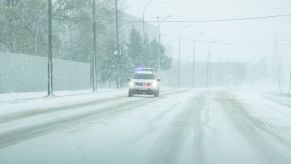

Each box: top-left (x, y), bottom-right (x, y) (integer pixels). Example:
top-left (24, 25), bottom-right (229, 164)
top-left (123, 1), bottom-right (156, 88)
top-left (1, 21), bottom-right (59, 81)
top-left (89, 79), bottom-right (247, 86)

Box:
top-left (123, 0), bottom-right (291, 63)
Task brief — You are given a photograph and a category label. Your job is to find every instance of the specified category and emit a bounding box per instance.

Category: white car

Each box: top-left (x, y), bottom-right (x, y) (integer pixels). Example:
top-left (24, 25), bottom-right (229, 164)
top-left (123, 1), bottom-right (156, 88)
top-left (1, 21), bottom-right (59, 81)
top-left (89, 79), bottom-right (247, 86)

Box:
top-left (128, 69), bottom-right (160, 97)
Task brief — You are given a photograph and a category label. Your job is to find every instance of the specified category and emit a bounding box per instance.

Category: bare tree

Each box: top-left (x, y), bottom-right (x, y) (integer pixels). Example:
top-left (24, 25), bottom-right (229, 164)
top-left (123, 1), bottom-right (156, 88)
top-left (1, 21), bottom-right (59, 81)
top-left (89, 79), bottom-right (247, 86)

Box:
top-left (5, 0), bottom-right (21, 7)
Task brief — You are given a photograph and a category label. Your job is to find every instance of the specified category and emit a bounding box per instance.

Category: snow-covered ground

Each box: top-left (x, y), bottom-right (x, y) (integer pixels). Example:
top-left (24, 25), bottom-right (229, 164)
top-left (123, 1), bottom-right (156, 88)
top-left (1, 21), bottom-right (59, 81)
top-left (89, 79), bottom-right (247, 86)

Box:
top-left (0, 89), bottom-right (122, 103)
top-left (0, 88), bottom-right (291, 164)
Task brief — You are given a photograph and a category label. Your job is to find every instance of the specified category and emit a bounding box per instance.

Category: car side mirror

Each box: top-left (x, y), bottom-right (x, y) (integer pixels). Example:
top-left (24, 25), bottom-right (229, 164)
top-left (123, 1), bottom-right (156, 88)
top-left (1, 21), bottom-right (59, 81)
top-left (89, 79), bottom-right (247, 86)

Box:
top-left (157, 79), bottom-right (161, 82)
top-left (128, 78), bottom-right (131, 81)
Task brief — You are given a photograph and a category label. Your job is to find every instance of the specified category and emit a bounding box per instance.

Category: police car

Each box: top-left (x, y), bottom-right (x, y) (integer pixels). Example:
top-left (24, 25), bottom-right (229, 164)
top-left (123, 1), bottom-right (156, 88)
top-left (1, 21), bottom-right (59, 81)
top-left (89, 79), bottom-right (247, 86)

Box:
top-left (128, 68), bottom-right (160, 97)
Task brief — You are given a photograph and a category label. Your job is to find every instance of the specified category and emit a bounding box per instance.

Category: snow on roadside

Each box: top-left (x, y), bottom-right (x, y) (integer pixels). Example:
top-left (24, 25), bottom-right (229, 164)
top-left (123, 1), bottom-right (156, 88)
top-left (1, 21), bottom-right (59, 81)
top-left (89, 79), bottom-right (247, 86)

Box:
top-left (0, 89), bottom-right (126, 115)
top-left (231, 90), bottom-right (291, 142)
top-left (0, 89), bottom-right (122, 103)
top-left (261, 93), bottom-right (291, 108)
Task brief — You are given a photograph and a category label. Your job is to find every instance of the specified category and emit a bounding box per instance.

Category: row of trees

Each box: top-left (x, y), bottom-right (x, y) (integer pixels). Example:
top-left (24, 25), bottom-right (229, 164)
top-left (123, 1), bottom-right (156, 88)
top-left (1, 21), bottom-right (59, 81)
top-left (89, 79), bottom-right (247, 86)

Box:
top-left (0, 0), bottom-right (48, 55)
top-left (0, 0), bottom-right (172, 87)
top-left (100, 27), bottom-right (172, 85)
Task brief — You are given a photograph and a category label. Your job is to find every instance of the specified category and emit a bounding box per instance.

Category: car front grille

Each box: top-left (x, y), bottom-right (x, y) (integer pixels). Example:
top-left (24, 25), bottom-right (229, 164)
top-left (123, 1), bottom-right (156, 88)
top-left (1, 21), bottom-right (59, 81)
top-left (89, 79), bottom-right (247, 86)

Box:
top-left (135, 82), bottom-right (152, 86)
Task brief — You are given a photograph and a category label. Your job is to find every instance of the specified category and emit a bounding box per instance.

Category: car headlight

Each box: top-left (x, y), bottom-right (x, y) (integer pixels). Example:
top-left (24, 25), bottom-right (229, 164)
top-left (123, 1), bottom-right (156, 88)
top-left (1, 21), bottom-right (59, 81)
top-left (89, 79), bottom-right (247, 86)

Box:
top-left (129, 81), bottom-right (134, 86)
top-left (152, 80), bottom-right (158, 87)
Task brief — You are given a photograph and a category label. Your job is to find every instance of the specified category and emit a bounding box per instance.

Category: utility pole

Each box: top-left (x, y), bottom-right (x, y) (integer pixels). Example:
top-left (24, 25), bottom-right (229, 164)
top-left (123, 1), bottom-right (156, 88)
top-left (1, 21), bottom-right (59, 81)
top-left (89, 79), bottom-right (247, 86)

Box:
top-left (206, 45), bottom-right (210, 88)
top-left (157, 16), bottom-right (161, 73)
top-left (114, 0), bottom-right (121, 89)
top-left (178, 25), bottom-right (191, 87)
top-left (289, 69), bottom-right (291, 95)
top-left (192, 40), bottom-right (196, 88)
top-left (47, 0), bottom-right (53, 96)
top-left (92, 0), bottom-right (97, 92)
top-left (273, 32), bottom-right (282, 93)
top-left (206, 39), bottom-right (216, 88)
top-left (157, 15), bottom-right (171, 74)
top-left (192, 31), bottom-right (205, 88)
top-left (142, 0), bottom-right (153, 37)
top-left (178, 37), bottom-right (181, 87)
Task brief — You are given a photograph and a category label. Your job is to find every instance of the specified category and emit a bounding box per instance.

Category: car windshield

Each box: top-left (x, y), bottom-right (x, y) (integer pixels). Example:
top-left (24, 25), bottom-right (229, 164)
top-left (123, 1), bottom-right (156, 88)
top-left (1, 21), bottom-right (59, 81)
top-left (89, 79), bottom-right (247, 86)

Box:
top-left (133, 73), bottom-right (155, 80)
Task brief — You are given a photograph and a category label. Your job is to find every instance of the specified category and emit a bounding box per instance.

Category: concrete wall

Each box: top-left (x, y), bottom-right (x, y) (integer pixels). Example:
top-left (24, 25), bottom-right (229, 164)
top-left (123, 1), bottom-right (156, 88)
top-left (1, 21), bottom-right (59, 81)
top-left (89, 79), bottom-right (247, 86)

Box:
top-left (0, 53), bottom-right (90, 93)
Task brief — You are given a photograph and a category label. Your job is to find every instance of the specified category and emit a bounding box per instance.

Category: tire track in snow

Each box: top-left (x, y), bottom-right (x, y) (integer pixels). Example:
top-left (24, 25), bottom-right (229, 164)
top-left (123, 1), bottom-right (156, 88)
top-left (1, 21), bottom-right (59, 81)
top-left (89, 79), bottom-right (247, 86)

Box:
top-left (0, 89), bottom-right (183, 124)
top-left (219, 92), bottom-right (291, 164)
top-left (0, 94), bottom-right (126, 123)
top-left (0, 89), bottom-right (188, 149)
top-left (191, 96), bottom-right (206, 164)
top-left (129, 100), bottom-right (182, 143)
top-left (143, 94), bottom-right (205, 164)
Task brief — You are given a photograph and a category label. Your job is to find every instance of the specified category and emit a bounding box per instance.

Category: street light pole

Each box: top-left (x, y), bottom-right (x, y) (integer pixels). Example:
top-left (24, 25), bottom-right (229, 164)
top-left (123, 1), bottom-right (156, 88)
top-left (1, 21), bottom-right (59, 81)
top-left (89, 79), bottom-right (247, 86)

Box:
top-left (289, 69), bottom-right (291, 94)
top-left (157, 16), bottom-right (160, 73)
top-left (178, 25), bottom-right (191, 87)
top-left (192, 40), bottom-right (196, 88)
top-left (206, 40), bottom-right (216, 88)
top-left (157, 15), bottom-right (171, 74)
top-left (192, 31), bottom-right (205, 88)
top-left (92, 0), bottom-right (97, 92)
top-left (206, 45), bottom-right (211, 88)
top-left (114, 0), bottom-right (121, 89)
top-left (47, 0), bottom-right (53, 96)
top-left (142, 0), bottom-right (153, 37)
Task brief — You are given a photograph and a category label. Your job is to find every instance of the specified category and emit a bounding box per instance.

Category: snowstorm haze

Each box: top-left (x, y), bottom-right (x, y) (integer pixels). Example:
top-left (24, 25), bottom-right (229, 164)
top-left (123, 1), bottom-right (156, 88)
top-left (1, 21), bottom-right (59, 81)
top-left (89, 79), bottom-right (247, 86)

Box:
top-left (124, 0), bottom-right (291, 91)
top-left (1, 0), bottom-right (291, 92)
top-left (125, 0), bottom-right (291, 61)
top-left (3, 1), bottom-right (291, 164)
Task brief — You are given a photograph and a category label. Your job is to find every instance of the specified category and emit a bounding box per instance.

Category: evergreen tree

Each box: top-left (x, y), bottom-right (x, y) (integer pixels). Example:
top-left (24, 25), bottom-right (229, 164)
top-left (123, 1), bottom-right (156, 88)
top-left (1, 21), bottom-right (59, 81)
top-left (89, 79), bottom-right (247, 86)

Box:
top-left (126, 27), bottom-right (172, 71)
top-left (126, 27), bottom-right (144, 67)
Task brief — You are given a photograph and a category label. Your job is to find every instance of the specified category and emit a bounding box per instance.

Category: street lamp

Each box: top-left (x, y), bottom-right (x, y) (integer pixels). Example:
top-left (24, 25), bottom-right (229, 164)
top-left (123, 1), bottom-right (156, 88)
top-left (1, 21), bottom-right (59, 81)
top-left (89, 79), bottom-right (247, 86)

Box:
top-left (206, 44), bottom-right (211, 88)
top-left (114, 0), bottom-right (121, 89)
top-left (178, 25), bottom-right (191, 87)
top-left (192, 31), bottom-right (205, 88)
top-left (206, 39), bottom-right (216, 88)
top-left (157, 15), bottom-right (171, 74)
top-left (92, 0), bottom-right (97, 92)
top-left (142, 0), bottom-right (153, 37)
top-left (47, 0), bottom-right (53, 96)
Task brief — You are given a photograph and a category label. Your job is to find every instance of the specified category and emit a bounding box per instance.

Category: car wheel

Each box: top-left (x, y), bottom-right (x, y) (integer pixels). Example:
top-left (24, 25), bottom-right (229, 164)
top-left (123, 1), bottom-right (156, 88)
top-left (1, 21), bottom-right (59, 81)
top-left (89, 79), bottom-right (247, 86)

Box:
top-left (128, 90), bottom-right (133, 97)
top-left (154, 90), bottom-right (159, 97)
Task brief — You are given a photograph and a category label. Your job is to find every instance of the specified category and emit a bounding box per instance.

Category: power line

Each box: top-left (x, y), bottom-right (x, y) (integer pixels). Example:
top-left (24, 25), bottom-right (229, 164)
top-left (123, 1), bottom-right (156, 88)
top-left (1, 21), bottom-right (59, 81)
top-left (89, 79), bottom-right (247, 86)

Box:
top-left (161, 34), bottom-right (291, 46)
top-left (130, 1), bottom-right (291, 6)
top-left (136, 13), bottom-right (291, 23)
top-left (53, 13), bottom-right (291, 23)
top-left (148, 7), bottom-right (291, 10)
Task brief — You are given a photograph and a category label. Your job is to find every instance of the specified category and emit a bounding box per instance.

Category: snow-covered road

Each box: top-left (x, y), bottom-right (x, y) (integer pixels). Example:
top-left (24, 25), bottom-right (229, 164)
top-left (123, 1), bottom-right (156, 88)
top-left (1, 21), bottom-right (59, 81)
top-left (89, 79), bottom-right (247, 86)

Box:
top-left (1, 89), bottom-right (291, 164)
